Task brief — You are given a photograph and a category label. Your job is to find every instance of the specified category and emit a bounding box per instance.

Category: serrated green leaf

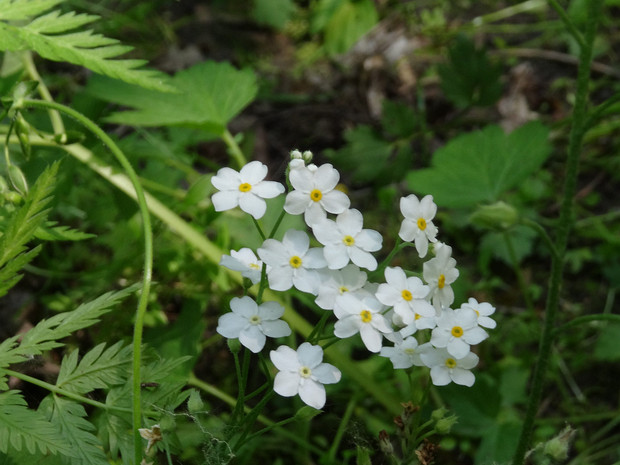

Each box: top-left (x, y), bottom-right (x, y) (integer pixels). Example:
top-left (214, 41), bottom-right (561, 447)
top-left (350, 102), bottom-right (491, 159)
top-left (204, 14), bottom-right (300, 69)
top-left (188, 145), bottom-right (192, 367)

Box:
top-left (35, 221), bottom-right (96, 241)
top-left (0, 391), bottom-right (74, 456)
top-left (438, 34), bottom-right (503, 108)
top-left (406, 122), bottom-right (551, 208)
top-left (56, 341), bottom-right (133, 394)
top-left (381, 99), bottom-right (417, 139)
top-left (0, 2), bottom-right (173, 91)
top-left (39, 396), bottom-right (108, 465)
top-left (87, 61), bottom-right (258, 134)
top-left (320, 0), bottom-right (378, 55)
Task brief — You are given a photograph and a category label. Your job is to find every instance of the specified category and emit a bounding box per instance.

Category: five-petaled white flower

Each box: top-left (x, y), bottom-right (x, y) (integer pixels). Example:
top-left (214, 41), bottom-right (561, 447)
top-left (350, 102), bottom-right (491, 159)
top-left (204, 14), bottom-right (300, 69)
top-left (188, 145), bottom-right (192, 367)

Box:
top-left (313, 209), bottom-right (383, 271)
top-left (460, 298), bottom-right (497, 329)
top-left (333, 293), bottom-right (392, 353)
top-left (270, 343), bottom-right (341, 409)
top-left (380, 337), bottom-right (428, 369)
top-left (211, 161), bottom-right (285, 219)
top-left (258, 229), bottom-right (327, 294)
top-left (399, 194), bottom-right (439, 258)
top-left (284, 163), bottom-right (350, 226)
top-left (314, 264), bottom-right (369, 310)
top-left (430, 308), bottom-right (488, 359)
top-left (423, 243), bottom-right (459, 311)
top-left (420, 347), bottom-right (479, 387)
top-left (376, 267), bottom-right (435, 325)
top-left (219, 248), bottom-right (265, 285)
top-left (216, 296), bottom-right (291, 353)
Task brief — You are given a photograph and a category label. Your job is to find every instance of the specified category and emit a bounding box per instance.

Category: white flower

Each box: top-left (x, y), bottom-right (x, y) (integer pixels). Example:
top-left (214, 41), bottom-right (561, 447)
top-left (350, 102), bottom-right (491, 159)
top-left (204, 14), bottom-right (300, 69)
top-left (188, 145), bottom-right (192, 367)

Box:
top-left (333, 293), bottom-right (392, 353)
top-left (460, 298), bottom-right (497, 329)
top-left (376, 267), bottom-right (435, 325)
top-left (399, 194), bottom-right (439, 258)
top-left (257, 229), bottom-right (327, 294)
top-left (219, 248), bottom-right (265, 284)
top-left (393, 305), bottom-right (437, 337)
top-left (420, 347), bottom-right (479, 387)
top-left (380, 337), bottom-right (427, 369)
top-left (315, 264), bottom-right (369, 310)
top-left (270, 343), bottom-right (341, 409)
top-left (313, 209), bottom-right (383, 271)
top-left (216, 296), bottom-right (291, 353)
top-left (430, 308), bottom-right (488, 359)
top-left (211, 161), bottom-right (285, 219)
top-left (284, 163), bottom-right (350, 226)
top-left (423, 243), bottom-right (459, 310)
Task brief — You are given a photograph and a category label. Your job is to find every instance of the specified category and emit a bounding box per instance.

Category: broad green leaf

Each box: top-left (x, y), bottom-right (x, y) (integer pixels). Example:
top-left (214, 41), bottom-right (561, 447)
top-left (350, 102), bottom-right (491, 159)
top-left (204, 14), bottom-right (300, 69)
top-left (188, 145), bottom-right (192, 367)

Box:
top-left (0, 2), bottom-right (172, 91)
top-left (594, 323), bottom-right (620, 361)
top-left (87, 61), bottom-right (258, 135)
top-left (438, 35), bottom-right (503, 108)
top-left (319, 0), bottom-right (378, 55)
top-left (406, 122), bottom-right (551, 208)
top-left (253, 0), bottom-right (297, 29)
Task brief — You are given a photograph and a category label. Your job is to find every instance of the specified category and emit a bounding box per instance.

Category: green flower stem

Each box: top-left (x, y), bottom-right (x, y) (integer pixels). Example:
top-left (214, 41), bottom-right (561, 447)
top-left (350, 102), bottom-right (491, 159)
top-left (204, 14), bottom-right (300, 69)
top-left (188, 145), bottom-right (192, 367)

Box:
top-left (471, 0), bottom-right (546, 26)
top-left (221, 129), bottom-right (246, 170)
top-left (252, 216), bottom-right (267, 241)
top-left (232, 349), bottom-right (252, 422)
top-left (268, 208), bottom-right (288, 238)
top-left (231, 390), bottom-right (276, 451)
top-left (22, 52), bottom-right (65, 135)
top-left (19, 98), bottom-right (153, 465)
top-left (20, 133), bottom-right (401, 415)
top-left (326, 395), bottom-right (357, 463)
top-left (503, 232), bottom-right (534, 313)
top-left (520, 218), bottom-right (559, 260)
top-left (547, 0), bottom-right (585, 49)
top-left (512, 2), bottom-right (603, 464)
top-left (553, 313), bottom-right (620, 337)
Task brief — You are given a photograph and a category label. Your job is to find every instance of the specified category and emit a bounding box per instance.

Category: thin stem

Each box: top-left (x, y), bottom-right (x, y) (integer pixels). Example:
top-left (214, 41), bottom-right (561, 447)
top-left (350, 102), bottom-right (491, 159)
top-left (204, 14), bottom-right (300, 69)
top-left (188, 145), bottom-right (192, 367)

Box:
top-left (512, 2), bottom-right (603, 463)
top-left (232, 349), bottom-right (252, 422)
top-left (19, 98), bottom-right (154, 465)
top-left (553, 313), bottom-right (620, 337)
top-left (547, 0), bottom-right (585, 49)
top-left (252, 217), bottom-right (266, 241)
top-left (326, 396), bottom-right (357, 462)
top-left (503, 232), bottom-right (534, 312)
top-left (520, 218), bottom-right (559, 260)
top-left (221, 129), bottom-right (246, 169)
top-left (268, 208), bottom-right (287, 238)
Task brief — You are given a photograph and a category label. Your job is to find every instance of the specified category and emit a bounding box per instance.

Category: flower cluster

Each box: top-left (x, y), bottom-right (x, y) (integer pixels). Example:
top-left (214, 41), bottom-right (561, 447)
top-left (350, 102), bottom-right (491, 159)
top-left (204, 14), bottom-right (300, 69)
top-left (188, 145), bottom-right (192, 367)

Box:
top-left (212, 151), bottom-right (497, 408)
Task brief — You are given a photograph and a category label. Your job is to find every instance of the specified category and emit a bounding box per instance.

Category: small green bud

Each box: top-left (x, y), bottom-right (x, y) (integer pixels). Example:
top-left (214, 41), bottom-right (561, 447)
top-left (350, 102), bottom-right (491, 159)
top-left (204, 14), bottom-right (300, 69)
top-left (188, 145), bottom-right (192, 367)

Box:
top-left (290, 149), bottom-right (303, 160)
top-left (54, 130), bottom-right (86, 145)
top-left (187, 389), bottom-right (204, 413)
top-left (431, 407), bottom-right (449, 422)
top-left (543, 426), bottom-right (576, 461)
top-left (227, 338), bottom-right (242, 354)
top-left (302, 150), bottom-right (313, 163)
top-left (8, 164), bottom-right (28, 196)
top-left (435, 415), bottom-right (458, 434)
top-left (469, 201), bottom-right (519, 231)
top-left (378, 430), bottom-right (394, 456)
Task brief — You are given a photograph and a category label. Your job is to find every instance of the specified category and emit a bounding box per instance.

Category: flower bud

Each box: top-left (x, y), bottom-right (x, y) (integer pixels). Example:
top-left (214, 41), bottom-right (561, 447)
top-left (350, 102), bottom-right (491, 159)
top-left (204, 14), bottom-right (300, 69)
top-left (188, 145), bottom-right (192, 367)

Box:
top-left (8, 164), bottom-right (28, 196)
top-left (290, 149), bottom-right (302, 160)
top-left (435, 414), bottom-right (458, 434)
top-left (469, 201), bottom-right (518, 231)
top-left (431, 407), bottom-right (448, 422)
top-left (302, 150), bottom-right (313, 163)
top-left (543, 426), bottom-right (576, 461)
top-left (378, 430), bottom-right (394, 456)
top-left (227, 338), bottom-right (242, 354)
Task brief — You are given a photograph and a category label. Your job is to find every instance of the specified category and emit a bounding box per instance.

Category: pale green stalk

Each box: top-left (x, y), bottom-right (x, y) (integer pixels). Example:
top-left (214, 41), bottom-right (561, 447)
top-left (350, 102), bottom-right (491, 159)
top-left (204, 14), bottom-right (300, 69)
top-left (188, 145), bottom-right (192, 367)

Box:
top-left (511, 1), bottom-right (603, 463)
top-left (19, 99), bottom-right (153, 465)
top-left (221, 129), bottom-right (246, 169)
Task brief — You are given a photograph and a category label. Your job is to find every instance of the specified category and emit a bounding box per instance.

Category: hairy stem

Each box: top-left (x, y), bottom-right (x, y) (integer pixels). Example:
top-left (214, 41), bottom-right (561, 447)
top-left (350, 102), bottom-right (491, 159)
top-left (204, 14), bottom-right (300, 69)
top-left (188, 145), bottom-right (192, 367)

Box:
top-left (512, 2), bottom-right (603, 463)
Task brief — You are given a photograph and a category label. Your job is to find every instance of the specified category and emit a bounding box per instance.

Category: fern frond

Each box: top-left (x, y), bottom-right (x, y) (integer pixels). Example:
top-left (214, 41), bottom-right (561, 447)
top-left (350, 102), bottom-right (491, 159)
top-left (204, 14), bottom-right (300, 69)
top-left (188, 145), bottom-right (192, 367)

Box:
top-left (0, 390), bottom-right (75, 457)
top-left (35, 221), bottom-right (96, 241)
top-left (38, 396), bottom-right (108, 465)
top-left (0, 162), bottom-right (58, 297)
top-left (56, 341), bottom-right (133, 394)
top-left (0, 0), bottom-right (173, 92)
top-left (18, 283), bottom-right (140, 355)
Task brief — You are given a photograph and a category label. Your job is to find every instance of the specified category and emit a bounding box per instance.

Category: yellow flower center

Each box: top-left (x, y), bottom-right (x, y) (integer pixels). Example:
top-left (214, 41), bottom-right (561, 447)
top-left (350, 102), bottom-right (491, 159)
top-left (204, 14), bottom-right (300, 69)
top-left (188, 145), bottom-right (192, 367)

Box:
top-left (338, 286), bottom-right (349, 294)
top-left (445, 358), bottom-right (457, 369)
top-left (404, 348), bottom-right (416, 355)
top-left (343, 235), bottom-right (355, 246)
top-left (249, 263), bottom-right (260, 270)
top-left (414, 313), bottom-right (421, 320)
top-left (417, 218), bottom-right (427, 231)
top-left (310, 189), bottom-right (323, 202)
top-left (360, 310), bottom-right (372, 323)
top-left (438, 274), bottom-right (446, 289)
top-left (239, 182), bottom-right (252, 192)
top-left (401, 289), bottom-right (413, 301)
top-left (249, 315), bottom-right (261, 325)
top-left (289, 256), bottom-right (302, 268)
top-left (451, 326), bottom-right (464, 338)
top-left (299, 366), bottom-right (312, 378)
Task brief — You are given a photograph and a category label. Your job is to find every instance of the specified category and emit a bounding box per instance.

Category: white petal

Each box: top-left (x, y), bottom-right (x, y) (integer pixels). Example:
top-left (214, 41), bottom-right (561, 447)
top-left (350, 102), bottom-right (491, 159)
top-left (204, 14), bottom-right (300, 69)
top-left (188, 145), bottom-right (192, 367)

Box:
top-left (261, 320), bottom-right (291, 338)
top-left (216, 313), bottom-right (247, 338)
top-left (312, 363), bottom-right (341, 384)
top-left (253, 180), bottom-right (285, 198)
top-left (336, 209), bottom-right (363, 235)
top-left (258, 240), bottom-right (289, 266)
top-left (420, 195), bottom-right (437, 219)
top-left (399, 219), bottom-right (416, 242)
top-left (289, 167), bottom-right (313, 191)
top-left (267, 266), bottom-right (294, 291)
top-left (238, 193), bottom-right (267, 219)
top-left (212, 191), bottom-right (239, 212)
top-left (297, 342), bottom-right (323, 367)
top-left (273, 371), bottom-right (300, 397)
top-left (359, 324), bottom-right (382, 353)
top-left (334, 316), bottom-right (360, 338)
top-left (270, 346), bottom-right (299, 371)
top-left (447, 338), bottom-right (470, 359)
top-left (320, 190), bottom-right (350, 214)
top-left (349, 248), bottom-right (378, 271)
top-left (355, 230), bottom-right (383, 252)
top-left (239, 325), bottom-right (266, 353)
top-left (258, 301), bottom-right (285, 320)
top-left (211, 167), bottom-right (240, 190)
top-left (283, 230), bottom-right (310, 256)
top-left (463, 327), bottom-right (489, 345)
top-left (400, 194), bottom-right (420, 218)
top-left (451, 368), bottom-right (475, 387)
top-left (304, 202), bottom-right (327, 226)
top-left (284, 190), bottom-right (310, 215)
top-left (304, 248), bottom-right (328, 269)
top-left (240, 161), bottom-right (268, 184)
top-left (375, 283), bottom-right (401, 306)
top-left (430, 366), bottom-right (451, 386)
top-left (314, 164), bottom-right (340, 191)
top-left (299, 379), bottom-right (326, 409)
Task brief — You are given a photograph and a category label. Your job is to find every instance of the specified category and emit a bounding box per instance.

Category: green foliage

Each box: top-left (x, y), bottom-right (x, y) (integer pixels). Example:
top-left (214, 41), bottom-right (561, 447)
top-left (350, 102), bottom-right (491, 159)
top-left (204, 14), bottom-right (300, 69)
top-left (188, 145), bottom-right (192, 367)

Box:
top-left (0, 390), bottom-right (74, 457)
top-left (594, 323), bottom-right (620, 360)
top-left (311, 0), bottom-right (378, 56)
top-left (253, 0), bottom-right (297, 29)
top-left (86, 61), bottom-right (258, 135)
top-left (406, 122), bottom-right (551, 208)
top-left (0, 0), bottom-right (172, 91)
top-left (0, 162), bottom-right (58, 298)
top-left (438, 35), bottom-right (503, 108)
